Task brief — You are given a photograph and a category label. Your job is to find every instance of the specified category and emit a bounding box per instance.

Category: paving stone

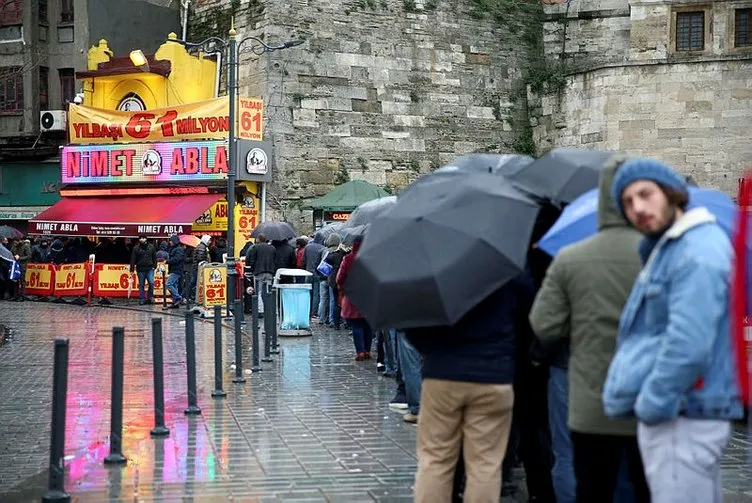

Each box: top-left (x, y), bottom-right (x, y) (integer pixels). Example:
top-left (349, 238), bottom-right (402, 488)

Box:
top-left (2, 301), bottom-right (752, 501)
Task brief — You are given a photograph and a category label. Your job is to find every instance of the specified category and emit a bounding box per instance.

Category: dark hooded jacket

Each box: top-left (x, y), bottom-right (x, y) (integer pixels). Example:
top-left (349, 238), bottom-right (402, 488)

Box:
top-left (405, 273), bottom-right (531, 385)
top-left (529, 159), bottom-right (642, 436)
top-left (302, 233), bottom-right (326, 273)
top-left (156, 241), bottom-right (170, 262)
top-left (272, 240), bottom-right (296, 272)
top-left (50, 239), bottom-right (66, 265)
top-left (131, 241), bottom-right (157, 272)
top-left (31, 241), bottom-right (52, 263)
top-left (167, 235), bottom-right (185, 276)
top-left (246, 241), bottom-right (276, 276)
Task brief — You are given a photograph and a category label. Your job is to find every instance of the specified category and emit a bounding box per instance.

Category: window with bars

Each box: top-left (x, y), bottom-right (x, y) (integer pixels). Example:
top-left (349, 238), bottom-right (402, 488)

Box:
top-left (0, 0), bottom-right (23, 26)
top-left (0, 67), bottom-right (24, 113)
top-left (39, 67), bottom-right (49, 111)
top-left (60, 0), bottom-right (73, 23)
top-left (39, 0), bottom-right (48, 23)
top-left (676, 11), bottom-right (705, 51)
top-left (59, 68), bottom-right (74, 105)
top-left (736, 8), bottom-right (752, 47)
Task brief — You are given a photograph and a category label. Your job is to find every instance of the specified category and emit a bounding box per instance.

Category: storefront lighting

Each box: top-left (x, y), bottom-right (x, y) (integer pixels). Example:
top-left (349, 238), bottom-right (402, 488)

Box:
top-left (129, 50), bottom-right (150, 71)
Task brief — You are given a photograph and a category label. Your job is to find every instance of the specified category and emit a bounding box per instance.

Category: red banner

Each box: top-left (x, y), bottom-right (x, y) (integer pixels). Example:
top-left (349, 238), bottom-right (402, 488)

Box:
top-left (52, 263), bottom-right (89, 297)
top-left (92, 264), bottom-right (134, 298)
top-left (24, 263), bottom-right (55, 296)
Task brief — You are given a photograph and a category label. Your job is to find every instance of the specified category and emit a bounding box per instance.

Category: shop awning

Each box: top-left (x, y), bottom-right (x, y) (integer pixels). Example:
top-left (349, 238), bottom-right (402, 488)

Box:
top-left (29, 194), bottom-right (223, 238)
top-left (303, 180), bottom-right (391, 211)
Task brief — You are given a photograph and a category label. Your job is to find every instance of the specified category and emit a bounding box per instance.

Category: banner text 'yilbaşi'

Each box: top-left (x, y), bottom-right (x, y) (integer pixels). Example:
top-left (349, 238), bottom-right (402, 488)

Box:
top-left (67, 96), bottom-right (263, 144)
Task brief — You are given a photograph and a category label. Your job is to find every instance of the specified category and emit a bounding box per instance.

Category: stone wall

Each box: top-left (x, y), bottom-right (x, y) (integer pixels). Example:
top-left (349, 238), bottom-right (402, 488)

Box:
top-left (531, 0), bottom-right (752, 196)
top-left (529, 61), bottom-right (752, 194)
top-left (191, 0), bottom-right (539, 226)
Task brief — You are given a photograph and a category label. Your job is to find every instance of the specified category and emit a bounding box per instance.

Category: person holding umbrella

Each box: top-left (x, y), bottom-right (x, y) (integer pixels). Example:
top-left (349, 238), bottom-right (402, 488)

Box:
top-left (604, 158), bottom-right (744, 502)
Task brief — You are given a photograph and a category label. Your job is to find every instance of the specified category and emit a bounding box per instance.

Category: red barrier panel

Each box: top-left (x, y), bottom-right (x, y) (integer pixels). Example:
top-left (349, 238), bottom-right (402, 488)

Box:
top-left (24, 263), bottom-right (55, 297)
top-left (52, 263), bottom-right (89, 297)
top-left (92, 264), bottom-right (135, 298)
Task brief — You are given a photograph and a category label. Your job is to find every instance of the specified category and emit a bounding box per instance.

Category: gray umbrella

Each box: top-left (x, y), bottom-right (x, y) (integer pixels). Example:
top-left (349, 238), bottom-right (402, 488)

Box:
top-left (505, 148), bottom-right (614, 207)
top-left (0, 226), bottom-right (23, 239)
top-left (314, 222), bottom-right (344, 243)
top-left (250, 221), bottom-right (297, 242)
top-left (341, 196), bottom-right (398, 244)
top-left (343, 173), bottom-right (539, 330)
top-left (0, 243), bottom-right (14, 263)
top-left (435, 154), bottom-right (534, 176)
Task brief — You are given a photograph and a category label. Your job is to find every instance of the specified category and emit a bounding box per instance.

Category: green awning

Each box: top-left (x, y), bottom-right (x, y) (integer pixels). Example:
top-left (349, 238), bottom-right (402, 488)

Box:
top-left (303, 180), bottom-right (390, 211)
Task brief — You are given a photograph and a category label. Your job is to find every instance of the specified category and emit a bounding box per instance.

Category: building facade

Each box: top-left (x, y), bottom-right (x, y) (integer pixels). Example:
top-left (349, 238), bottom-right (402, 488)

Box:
top-left (528, 0), bottom-right (752, 195)
top-left (0, 0), bottom-right (181, 230)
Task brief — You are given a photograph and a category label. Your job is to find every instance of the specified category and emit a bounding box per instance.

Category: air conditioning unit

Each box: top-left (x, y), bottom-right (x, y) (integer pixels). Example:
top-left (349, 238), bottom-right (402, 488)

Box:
top-left (40, 110), bottom-right (67, 132)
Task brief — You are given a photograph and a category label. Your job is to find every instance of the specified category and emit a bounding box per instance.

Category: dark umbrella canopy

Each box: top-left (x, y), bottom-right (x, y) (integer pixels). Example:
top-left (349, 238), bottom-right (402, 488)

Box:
top-left (250, 221), bottom-right (297, 242)
top-left (342, 196), bottom-right (397, 228)
top-left (314, 222), bottom-right (344, 243)
top-left (435, 154), bottom-right (534, 176)
top-left (505, 148), bottom-right (614, 207)
top-left (0, 226), bottom-right (23, 239)
top-left (344, 173), bottom-right (539, 330)
top-left (341, 196), bottom-right (397, 244)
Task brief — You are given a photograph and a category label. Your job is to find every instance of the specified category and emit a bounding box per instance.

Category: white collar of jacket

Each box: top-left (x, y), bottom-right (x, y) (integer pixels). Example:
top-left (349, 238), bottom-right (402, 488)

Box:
top-left (642, 207), bottom-right (716, 273)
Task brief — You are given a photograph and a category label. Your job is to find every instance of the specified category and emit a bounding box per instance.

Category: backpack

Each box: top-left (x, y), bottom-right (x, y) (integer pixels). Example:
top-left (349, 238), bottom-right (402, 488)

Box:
top-left (316, 249), bottom-right (333, 277)
top-left (9, 261), bottom-right (21, 282)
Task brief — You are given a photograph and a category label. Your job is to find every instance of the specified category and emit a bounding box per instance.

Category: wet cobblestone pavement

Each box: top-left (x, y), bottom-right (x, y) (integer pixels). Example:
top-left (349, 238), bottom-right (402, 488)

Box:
top-left (1, 301), bottom-right (752, 502)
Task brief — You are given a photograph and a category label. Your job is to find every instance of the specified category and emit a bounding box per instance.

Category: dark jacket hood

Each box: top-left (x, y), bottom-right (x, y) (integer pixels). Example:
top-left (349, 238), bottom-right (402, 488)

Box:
top-left (159, 241), bottom-right (169, 251)
top-left (170, 235), bottom-right (180, 246)
top-left (598, 155), bottom-right (631, 231)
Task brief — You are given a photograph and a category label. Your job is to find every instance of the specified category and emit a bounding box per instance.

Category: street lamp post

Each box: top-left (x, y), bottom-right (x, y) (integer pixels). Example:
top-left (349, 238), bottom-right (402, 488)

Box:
top-left (178, 25), bottom-right (303, 315)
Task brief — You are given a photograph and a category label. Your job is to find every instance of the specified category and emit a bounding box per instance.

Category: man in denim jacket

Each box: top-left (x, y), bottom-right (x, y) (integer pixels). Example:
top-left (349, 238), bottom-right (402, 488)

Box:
top-left (603, 158), bottom-right (743, 502)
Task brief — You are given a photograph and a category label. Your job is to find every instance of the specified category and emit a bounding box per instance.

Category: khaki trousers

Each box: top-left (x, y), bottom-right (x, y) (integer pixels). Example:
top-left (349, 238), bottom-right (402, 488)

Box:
top-left (414, 378), bottom-right (514, 503)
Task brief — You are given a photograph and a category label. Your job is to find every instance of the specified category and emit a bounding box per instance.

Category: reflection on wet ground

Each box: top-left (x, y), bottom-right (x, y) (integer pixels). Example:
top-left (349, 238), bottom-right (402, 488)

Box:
top-left (1, 303), bottom-right (752, 501)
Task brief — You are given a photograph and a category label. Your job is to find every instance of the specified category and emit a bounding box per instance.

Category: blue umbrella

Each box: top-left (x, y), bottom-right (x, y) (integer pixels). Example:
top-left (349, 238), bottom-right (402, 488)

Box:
top-left (538, 187), bottom-right (739, 256)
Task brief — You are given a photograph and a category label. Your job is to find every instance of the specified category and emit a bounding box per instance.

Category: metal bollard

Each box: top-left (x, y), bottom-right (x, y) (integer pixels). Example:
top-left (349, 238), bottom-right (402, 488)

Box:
top-left (150, 318), bottom-right (170, 437)
top-left (262, 289), bottom-right (273, 363)
top-left (184, 312), bottom-right (201, 415)
top-left (104, 327), bottom-right (127, 465)
top-left (42, 339), bottom-right (71, 503)
top-left (211, 305), bottom-right (227, 398)
top-left (232, 299), bottom-right (246, 383)
top-left (269, 289), bottom-right (280, 354)
top-left (250, 295), bottom-right (262, 372)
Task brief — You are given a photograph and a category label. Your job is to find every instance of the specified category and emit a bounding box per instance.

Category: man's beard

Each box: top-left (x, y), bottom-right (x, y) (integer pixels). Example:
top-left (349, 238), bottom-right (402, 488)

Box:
top-left (645, 206), bottom-right (678, 239)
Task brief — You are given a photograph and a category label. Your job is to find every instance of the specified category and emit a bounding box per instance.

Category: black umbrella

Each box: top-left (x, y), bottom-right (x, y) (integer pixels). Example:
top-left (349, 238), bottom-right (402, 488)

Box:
top-left (505, 148), bottom-right (614, 207)
top-left (435, 153), bottom-right (534, 176)
top-left (0, 226), bottom-right (23, 239)
top-left (250, 221), bottom-right (297, 242)
top-left (341, 196), bottom-right (398, 244)
top-left (344, 173), bottom-right (539, 330)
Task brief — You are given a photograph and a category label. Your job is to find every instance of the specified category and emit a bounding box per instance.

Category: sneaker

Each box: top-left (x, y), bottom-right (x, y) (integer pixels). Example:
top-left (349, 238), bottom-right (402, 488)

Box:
top-left (389, 394), bottom-right (408, 410)
top-left (403, 412), bottom-right (418, 424)
top-left (364, 352), bottom-right (372, 360)
top-left (377, 363), bottom-right (385, 372)
top-left (355, 352), bottom-right (366, 361)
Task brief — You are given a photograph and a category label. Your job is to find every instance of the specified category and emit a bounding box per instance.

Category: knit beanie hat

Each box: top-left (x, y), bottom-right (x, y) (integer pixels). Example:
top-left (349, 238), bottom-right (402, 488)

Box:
top-left (611, 158), bottom-right (688, 215)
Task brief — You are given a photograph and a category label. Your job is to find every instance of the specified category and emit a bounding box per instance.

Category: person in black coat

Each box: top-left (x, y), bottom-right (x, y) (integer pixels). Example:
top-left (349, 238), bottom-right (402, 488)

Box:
top-left (130, 236), bottom-right (157, 305)
top-left (246, 233), bottom-right (276, 314)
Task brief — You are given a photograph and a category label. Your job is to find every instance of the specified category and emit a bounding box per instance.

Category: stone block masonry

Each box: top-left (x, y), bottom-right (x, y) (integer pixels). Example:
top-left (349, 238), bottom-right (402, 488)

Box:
top-left (191, 0), bottom-right (539, 229)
